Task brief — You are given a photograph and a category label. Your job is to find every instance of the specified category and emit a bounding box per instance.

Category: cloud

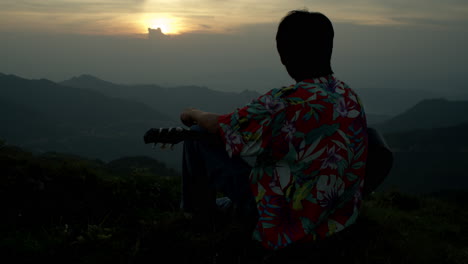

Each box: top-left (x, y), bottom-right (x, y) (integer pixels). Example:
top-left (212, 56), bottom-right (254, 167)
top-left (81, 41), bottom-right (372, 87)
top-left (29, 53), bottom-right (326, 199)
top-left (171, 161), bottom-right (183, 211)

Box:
top-left (142, 0), bottom-right (468, 32)
top-left (387, 16), bottom-right (468, 31)
top-left (199, 24), bottom-right (212, 29)
top-left (148, 27), bottom-right (169, 39)
top-left (0, 0), bottom-right (148, 14)
top-left (301, 0), bottom-right (468, 26)
top-left (1, 0), bottom-right (467, 35)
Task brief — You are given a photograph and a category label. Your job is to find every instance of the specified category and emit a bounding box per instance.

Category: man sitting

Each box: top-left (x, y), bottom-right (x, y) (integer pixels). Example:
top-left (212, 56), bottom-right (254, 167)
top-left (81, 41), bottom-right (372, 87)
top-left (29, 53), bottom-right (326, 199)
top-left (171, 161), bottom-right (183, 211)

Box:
top-left (179, 10), bottom-right (368, 251)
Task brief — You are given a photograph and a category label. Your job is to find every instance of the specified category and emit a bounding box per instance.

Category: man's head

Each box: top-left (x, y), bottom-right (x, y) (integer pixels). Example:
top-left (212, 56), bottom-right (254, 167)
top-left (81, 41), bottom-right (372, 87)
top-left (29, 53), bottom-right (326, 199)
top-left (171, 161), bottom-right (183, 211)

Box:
top-left (276, 10), bottom-right (334, 82)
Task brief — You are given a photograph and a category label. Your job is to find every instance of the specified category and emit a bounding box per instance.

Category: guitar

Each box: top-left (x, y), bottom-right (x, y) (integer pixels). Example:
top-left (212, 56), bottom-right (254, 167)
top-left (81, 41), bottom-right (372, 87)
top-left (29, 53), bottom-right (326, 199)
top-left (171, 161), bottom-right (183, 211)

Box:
top-left (143, 126), bottom-right (393, 197)
top-left (143, 127), bottom-right (216, 148)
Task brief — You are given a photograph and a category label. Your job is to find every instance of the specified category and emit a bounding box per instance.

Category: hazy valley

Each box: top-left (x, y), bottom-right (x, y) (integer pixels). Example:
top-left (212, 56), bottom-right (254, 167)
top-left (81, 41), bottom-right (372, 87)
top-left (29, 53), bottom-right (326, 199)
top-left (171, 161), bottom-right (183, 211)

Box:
top-left (2, 72), bottom-right (468, 193)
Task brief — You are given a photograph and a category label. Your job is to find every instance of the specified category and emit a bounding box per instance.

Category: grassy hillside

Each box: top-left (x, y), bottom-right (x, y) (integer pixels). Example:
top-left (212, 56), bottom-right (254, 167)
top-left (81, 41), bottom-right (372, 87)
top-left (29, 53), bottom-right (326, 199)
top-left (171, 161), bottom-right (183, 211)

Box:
top-left (1, 142), bottom-right (467, 264)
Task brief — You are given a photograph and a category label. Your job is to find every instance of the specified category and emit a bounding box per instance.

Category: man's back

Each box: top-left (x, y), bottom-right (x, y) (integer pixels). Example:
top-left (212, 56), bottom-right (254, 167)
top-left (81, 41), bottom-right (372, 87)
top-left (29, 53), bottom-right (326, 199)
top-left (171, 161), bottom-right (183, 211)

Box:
top-left (218, 74), bottom-right (368, 249)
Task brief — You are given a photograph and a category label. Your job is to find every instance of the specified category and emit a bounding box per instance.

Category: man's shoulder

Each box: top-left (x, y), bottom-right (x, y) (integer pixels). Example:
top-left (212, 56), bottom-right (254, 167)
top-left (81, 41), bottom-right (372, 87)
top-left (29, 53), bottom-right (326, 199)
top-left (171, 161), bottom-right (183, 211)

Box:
top-left (251, 84), bottom-right (296, 102)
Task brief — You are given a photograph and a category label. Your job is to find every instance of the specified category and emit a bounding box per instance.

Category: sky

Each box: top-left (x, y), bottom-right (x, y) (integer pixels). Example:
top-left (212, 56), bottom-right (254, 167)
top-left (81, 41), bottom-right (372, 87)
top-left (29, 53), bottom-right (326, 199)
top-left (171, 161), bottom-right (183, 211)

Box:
top-left (1, 0), bottom-right (468, 98)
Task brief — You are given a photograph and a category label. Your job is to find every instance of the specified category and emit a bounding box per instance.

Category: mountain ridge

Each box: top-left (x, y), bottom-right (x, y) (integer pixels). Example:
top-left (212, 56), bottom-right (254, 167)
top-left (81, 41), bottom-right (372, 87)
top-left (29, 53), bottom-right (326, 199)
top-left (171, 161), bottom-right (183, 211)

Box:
top-left (0, 73), bottom-right (180, 167)
top-left (61, 74), bottom-right (395, 125)
top-left (375, 98), bottom-right (468, 133)
top-left (60, 74), bottom-right (261, 121)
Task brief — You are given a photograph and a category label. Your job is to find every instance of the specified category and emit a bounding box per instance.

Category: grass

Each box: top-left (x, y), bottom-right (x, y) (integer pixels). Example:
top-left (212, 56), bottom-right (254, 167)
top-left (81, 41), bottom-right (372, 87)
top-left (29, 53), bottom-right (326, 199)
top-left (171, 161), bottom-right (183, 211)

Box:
top-left (0, 144), bottom-right (467, 263)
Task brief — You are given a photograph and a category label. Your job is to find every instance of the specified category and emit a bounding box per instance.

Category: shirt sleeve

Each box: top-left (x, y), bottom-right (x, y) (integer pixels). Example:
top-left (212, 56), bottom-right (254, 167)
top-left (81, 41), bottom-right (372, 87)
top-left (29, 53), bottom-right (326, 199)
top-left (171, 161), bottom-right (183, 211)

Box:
top-left (217, 91), bottom-right (285, 157)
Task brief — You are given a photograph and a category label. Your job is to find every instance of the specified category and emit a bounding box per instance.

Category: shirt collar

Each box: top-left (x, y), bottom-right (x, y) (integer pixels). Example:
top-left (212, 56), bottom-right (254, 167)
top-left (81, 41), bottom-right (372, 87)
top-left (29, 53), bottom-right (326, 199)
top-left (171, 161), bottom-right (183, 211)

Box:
top-left (300, 74), bottom-right (335, 84)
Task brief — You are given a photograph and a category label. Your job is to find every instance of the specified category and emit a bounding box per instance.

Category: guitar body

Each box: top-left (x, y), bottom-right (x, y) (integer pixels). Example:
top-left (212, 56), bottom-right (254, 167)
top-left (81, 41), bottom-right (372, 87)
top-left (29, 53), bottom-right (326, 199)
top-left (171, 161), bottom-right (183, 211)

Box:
top-left (363, 127), bottom-right (394, 197)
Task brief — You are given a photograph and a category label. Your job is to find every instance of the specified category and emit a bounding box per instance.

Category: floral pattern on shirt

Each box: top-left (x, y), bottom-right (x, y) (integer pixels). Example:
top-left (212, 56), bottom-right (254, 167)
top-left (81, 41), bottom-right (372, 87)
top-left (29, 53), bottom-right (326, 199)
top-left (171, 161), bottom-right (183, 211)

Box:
top-left (218, 75), bottom-right (368, 250)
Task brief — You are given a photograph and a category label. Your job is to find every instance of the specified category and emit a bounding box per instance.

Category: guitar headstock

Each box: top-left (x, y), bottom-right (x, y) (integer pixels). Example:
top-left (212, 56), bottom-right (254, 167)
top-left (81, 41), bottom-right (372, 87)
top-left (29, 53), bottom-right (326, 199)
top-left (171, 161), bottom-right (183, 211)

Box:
top-left (143, 127), bottom-right (188, 145)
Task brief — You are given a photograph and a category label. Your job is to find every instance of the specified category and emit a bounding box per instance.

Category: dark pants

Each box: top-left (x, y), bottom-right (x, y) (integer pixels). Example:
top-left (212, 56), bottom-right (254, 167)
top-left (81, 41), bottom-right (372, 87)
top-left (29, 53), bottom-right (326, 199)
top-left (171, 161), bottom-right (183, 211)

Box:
top-left (181, 126), bottom-right (257, 220)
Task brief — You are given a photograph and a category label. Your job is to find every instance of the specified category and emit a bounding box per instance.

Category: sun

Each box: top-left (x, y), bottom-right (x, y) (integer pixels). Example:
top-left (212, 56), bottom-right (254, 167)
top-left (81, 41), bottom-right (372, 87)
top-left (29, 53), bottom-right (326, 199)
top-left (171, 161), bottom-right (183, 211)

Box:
top-left (150, 18), bottom-right (171, 34)
top-left (141, 15), bottom-right (182, 35)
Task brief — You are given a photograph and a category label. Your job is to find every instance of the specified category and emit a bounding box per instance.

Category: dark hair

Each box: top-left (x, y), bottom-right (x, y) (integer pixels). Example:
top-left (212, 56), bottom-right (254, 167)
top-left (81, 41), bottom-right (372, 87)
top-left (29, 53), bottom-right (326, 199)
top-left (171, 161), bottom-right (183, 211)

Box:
top-left (276, 10), bottom-right (334, 80)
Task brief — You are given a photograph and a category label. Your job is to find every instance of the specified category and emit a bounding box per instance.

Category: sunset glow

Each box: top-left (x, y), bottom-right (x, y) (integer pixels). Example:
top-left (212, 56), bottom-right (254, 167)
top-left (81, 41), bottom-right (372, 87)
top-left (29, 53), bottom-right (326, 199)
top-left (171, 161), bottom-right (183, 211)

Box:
top-left (0, 0), bottom-right (467, 36)
top-left (141, 15), bottom-right (182, 35)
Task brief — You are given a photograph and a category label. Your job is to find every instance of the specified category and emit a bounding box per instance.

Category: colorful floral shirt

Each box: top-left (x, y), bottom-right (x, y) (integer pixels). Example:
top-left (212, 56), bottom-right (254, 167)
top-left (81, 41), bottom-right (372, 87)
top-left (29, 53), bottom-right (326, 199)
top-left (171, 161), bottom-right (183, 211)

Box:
top-left (217, 75), bottom-right (368, 250)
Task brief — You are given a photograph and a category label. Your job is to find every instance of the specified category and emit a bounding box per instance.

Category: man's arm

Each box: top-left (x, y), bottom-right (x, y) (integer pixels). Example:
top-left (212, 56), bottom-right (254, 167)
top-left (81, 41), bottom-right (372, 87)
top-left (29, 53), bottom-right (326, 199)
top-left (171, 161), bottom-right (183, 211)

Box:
top-left (180, 108), bottom-right (220, 133)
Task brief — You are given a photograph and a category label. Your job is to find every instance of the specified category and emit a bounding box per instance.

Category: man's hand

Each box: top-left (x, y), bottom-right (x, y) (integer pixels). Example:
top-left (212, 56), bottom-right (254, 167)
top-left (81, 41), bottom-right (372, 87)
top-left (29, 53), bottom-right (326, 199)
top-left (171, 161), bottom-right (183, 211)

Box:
top-left (180, 108), bottom-right (197, 127)
top-left (179, 108), bottom-right (221, 133)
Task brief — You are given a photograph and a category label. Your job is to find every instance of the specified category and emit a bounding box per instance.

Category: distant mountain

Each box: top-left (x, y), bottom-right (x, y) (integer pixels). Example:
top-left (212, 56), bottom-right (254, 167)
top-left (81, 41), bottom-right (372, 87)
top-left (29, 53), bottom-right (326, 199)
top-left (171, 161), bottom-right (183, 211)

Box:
top-left (384, 122), bottom-right (468, 152)
top-left (61, 74), bottom-right (392, 125)
top-left (0, 73), bottom-right (180, 167)
top-left (373, 101), bottom-right (468, 193)
top-left (60, 74), bottom-right (260, 121)
top-left (375, 121), bottom-right (468, 193)
top-left (3, 73), bottom-right (468, 193)
top-left (60, 74), bottom-right (124, 95)
top-left (366, 113), bottom-right (391, 125)
top-left (355, 87), bottom-right (445, 116)
top-left (374, 98), bottom-right (468, 133)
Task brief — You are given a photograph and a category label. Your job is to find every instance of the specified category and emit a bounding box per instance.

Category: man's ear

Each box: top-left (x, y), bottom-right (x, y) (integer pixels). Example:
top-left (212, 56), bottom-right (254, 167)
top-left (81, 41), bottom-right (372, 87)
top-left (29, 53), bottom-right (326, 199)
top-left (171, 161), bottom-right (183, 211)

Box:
top-left (277, 41), bottom-right (288, 66)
